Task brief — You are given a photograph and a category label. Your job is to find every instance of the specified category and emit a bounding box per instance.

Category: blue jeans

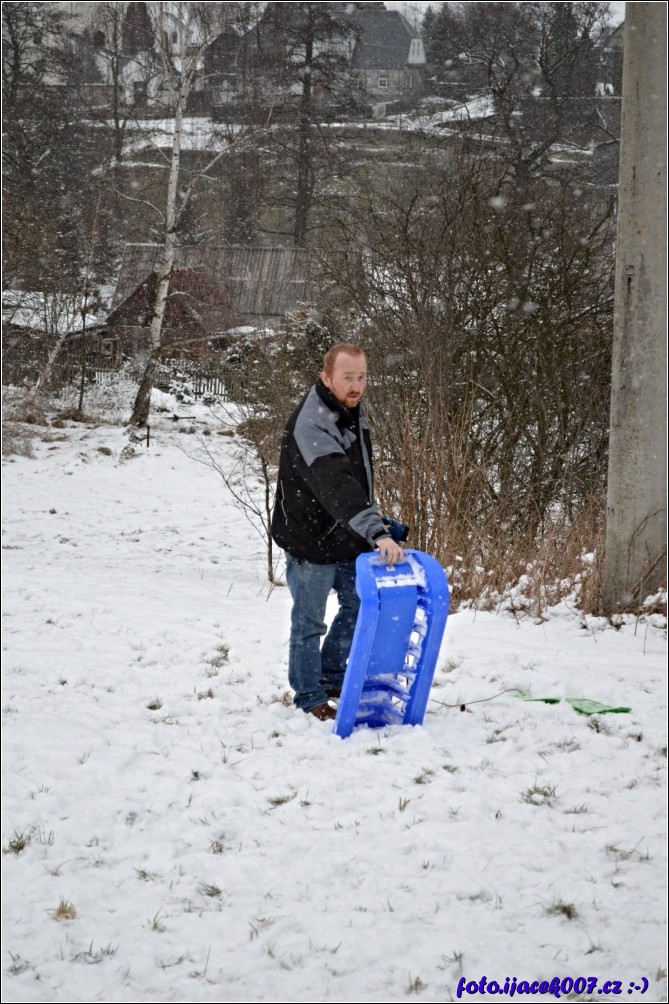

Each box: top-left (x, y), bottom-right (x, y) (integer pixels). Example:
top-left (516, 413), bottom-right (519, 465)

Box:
top-left (285, 555), bottom-right (360, 712)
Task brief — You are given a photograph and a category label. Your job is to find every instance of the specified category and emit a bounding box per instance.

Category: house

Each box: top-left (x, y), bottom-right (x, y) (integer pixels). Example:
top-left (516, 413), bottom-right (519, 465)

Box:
top-left (206, 1), bottom-right (426, 119)
top-left (597, 21), bottom-right (624, 96)
top-left (588, 20), bottom-right (624, 186)
top-left (44, 1), bottom-right (425, 118)
top-left (202, 23), bottom-right (248, 116)
top-left (341, 5), bottom-right (426, 115)
top-left (106, 264), bottom-right (240, 362)
top-left (2, 290), bottom-right (111, 387)
top-left (109, 245), bottom-right (313, 350)
top-left (57, 1), bottom-right (203, 112)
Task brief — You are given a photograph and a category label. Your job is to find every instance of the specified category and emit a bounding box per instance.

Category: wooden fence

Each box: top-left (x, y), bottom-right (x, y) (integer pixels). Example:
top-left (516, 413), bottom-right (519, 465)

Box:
top-left (2, 345), bottom-right (246, 404)
top-left (154, 361), bottom-right (247, 403)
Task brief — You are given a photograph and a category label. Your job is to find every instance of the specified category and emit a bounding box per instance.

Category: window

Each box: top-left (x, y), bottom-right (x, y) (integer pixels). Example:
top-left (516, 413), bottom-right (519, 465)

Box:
top-left (378, 73), bottom-right (388, 88)
top-left (408, 38), bottom-right (425, 65)
top-left (133, 80), bottom-right (147, 109)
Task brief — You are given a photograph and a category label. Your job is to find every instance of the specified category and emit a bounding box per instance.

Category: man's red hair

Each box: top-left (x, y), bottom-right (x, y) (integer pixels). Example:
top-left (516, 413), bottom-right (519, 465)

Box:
top-left (322, 343), bottom-right (367, 375)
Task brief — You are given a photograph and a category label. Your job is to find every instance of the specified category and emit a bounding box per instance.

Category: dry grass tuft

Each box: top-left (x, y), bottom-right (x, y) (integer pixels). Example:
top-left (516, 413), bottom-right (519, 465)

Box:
top-left (57, 407), bottom-right (96, 424)
top-left (2, 422), bottom-right (36, 458)
top-left (52, 898), bottom-right (77, 921)
top-left (3, 394), bottom-right (49, 427)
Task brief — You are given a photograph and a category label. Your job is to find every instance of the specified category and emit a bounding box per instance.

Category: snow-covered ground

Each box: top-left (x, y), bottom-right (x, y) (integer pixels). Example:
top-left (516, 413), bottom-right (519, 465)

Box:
top-left (122, 97), bottom-right (493, 158)
top-left (2, 387), bottom-right (666, 1004)
top-left (125, 117), bottom-right (238, 155)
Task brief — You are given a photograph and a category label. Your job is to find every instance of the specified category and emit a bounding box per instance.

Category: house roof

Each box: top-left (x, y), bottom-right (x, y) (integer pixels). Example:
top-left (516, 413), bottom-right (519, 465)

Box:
top-left (346, 9), bottom-right (422, 71)
top-left (602, 21), bottom-right (625, 49)
top-left (111, 246), bottom-right (313, 322)
top-left (108, 266), bottom-right (238, 336)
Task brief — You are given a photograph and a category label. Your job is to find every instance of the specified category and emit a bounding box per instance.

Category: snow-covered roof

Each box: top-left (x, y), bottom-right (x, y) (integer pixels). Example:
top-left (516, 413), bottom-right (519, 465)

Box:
top-left (2, 291), bottom-right (104, 335)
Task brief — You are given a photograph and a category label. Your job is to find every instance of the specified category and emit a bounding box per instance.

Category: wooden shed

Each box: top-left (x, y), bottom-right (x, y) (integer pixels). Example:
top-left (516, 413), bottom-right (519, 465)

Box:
top-left (107, 264), bottom-right (242, 361)
top-left (111, 245), bottom-right (314, 333)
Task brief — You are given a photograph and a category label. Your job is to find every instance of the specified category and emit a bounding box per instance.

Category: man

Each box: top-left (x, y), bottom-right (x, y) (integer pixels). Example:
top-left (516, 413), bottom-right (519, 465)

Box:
top-left (271, 343), bottom-right (404, 721)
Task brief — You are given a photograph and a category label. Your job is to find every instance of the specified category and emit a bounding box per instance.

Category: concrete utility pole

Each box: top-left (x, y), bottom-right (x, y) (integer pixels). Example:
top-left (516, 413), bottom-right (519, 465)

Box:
top-left (602, 3), bottom-right (667, 613)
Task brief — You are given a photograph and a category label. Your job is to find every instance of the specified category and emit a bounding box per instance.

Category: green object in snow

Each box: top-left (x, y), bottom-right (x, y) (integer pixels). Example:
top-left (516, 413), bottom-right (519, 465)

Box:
top-left (514, 690), bottom-right (631, 715)
top-left (514, 690), bottom-right (561, 704)
top-left (564, 697), bottom-right (632, 716)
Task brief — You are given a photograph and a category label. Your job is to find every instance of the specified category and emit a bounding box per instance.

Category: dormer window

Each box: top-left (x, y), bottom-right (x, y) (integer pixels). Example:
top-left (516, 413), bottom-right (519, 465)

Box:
top-left (408, 38), bottom-right (426, 65)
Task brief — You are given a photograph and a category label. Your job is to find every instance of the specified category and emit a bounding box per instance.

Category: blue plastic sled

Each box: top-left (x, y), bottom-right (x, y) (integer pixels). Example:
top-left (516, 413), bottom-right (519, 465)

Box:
top-left (333, 550), bottom-right (450, 738)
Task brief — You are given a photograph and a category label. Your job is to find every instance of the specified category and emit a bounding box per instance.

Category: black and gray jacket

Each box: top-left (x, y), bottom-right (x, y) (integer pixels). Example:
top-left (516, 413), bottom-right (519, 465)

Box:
top-left (271, 379), bottom-right (388, 563)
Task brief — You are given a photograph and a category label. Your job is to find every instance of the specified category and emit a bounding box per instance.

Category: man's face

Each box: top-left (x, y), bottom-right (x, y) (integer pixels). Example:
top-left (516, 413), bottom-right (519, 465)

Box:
top-left (321, 352), bottom-right (368, 409)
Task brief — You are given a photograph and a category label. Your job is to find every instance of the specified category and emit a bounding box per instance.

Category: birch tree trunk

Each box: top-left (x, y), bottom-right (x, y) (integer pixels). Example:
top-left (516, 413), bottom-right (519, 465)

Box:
top-left (33, 323), bottom-right (75, 395)
top-left (128, 81), bottom-right (185, 427)
top-left (128, 2), bottom-right (194, 428)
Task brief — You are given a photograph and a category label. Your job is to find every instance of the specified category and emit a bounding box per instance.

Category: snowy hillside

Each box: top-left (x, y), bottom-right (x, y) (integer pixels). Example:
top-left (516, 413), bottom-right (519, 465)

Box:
top-left (2, 386), bottom-right (666, 1004)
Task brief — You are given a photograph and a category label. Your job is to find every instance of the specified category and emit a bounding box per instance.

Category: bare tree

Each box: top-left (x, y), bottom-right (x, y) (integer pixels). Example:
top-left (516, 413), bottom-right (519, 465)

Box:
top-left (315, 142), bottom-right (615, 602)
top-left (30, 185), bottom-right (106, 397)
top-left (83, 2), bottom-right (156, 217)
top-left (185, 312), bottom-right (337, 583)
top-left (248, 2), bottom-right (362, 246)
top-left (191, 407), bottom-right (281, 585)
top-left (423, 2), bottom-right (614, 178)
top-left (127, 2), bottom-right (257, 427)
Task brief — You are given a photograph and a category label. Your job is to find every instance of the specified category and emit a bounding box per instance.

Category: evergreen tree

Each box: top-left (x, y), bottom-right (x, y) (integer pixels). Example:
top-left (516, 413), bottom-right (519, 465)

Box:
top-left (2, 1), bottom-right (114, 293)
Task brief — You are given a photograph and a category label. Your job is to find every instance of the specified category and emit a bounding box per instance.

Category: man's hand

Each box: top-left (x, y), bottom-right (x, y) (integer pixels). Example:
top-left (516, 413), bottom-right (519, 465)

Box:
top-left (376, 535), bottom-right (405, 566)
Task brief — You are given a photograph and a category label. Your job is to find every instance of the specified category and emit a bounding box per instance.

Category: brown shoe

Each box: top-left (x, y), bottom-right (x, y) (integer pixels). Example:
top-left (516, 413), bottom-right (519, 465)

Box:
top-left (307, 702), bottom-right (337, 721)
top-left (325, 687), bottom-right (341, 699)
